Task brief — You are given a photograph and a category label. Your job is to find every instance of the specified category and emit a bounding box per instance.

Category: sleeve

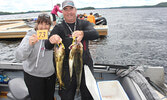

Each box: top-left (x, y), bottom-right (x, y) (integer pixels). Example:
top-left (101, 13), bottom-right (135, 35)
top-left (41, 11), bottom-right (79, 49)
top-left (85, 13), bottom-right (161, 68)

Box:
top-left (15, 31), bottom-right (34, 61)
top-left (57, 6), bottom-right (62, 13)
top-left (82, 20), bottom-right (99, 40)
top-left (45, 25), bottom-right (60, 50)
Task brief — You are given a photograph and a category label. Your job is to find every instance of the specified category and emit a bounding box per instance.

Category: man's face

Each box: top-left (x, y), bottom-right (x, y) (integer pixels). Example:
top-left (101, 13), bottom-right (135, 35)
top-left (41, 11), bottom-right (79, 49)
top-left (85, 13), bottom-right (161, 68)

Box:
top-left (63, 6), bottom-right (77, 23)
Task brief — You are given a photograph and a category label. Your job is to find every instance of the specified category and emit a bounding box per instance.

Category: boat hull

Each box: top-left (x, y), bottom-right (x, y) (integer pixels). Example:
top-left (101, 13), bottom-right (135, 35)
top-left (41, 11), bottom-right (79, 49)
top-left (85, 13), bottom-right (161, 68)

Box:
top-left (0, 63), bottom-right (166, 100)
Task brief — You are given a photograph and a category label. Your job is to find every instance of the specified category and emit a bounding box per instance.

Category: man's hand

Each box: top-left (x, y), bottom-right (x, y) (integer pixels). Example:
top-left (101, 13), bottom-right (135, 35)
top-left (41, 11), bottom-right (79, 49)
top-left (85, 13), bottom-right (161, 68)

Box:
top-left (49, 34), bottom-right (62, 44)
top-left (72, 31), bottom-right (84, 42)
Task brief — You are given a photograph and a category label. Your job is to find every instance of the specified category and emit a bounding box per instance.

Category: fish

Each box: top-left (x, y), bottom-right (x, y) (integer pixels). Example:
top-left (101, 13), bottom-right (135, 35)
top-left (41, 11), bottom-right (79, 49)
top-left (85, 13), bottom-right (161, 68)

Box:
top-left (74, 42), bottom-right (83, 95)
top-left (69, 37), bottom-right (77, 80)
top-left (54, 43), bottom-right (65, 90)
top-left (69, 46), bottom-right (74, 80)
top-left (69, 39), bottom-right (83, 95)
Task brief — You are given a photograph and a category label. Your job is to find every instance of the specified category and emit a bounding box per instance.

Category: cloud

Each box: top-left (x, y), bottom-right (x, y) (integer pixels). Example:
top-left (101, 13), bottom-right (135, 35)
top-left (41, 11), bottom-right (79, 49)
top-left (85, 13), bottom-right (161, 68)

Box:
top-left (73, 0), bottom-right (167, 8)
top-left (0, 0), bottom-right (53, 12)
top-left (0, 0), bottom-right (167, 12)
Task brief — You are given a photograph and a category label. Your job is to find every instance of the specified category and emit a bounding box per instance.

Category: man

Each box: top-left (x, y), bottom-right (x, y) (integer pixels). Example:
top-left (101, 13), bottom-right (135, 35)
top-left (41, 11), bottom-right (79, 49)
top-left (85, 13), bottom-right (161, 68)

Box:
top-left (45, 0), bottom-right (99, 100)
top-left (87, 12), bottom-right (96, 25)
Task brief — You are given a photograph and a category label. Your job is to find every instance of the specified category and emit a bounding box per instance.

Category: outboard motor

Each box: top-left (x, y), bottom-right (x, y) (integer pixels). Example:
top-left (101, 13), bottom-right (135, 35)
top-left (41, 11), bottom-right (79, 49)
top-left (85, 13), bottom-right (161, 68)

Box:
top-left (94, 13), bottom-right (100, 17)
top-left (7, 78), bottom-right (30, 100)
top-left (95, 17), bottom-right (107, 25)
top-left (94, 13), bottom-right (107, 25)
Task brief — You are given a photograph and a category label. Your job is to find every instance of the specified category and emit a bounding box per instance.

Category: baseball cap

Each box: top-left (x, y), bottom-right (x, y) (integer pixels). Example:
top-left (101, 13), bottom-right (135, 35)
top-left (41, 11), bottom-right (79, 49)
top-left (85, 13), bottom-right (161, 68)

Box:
top-left (62, 0), bottom-right (75, 9)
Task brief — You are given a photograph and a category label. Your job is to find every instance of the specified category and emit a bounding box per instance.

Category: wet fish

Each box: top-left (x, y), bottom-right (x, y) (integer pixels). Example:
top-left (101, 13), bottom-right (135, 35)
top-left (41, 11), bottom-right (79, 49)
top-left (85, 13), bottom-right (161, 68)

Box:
top-left (69, 37), bottom-right (76, 80)
top-left (54, 43), bottom-right (65, 90)
top-left (69, 47), bottom-right (74, 80)
top-left (69, 41), bottom-right (83, 95)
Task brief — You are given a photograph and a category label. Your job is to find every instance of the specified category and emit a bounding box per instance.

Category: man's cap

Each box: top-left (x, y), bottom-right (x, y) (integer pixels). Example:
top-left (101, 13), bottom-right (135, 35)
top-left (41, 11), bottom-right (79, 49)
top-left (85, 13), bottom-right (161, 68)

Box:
top-left (62, 0), bottom-right (75, 9)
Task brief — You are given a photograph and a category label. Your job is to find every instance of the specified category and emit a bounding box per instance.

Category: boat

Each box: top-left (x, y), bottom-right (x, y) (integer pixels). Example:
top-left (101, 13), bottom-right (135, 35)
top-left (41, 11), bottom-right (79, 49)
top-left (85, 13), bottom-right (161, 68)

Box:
top-left (0, 62), bottom-right (167, 100)
top-left (94, 25), bottom-right (108, 36)
top-left (0, 17), bottom-right (108, 39)
top-left (78, 13), bottom-right (108, 36)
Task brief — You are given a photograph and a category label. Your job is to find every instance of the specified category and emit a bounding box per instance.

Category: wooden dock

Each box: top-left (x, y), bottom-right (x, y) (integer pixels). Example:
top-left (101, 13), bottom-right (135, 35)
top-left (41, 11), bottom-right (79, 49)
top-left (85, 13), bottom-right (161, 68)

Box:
top-left (0, 19), bottom-right (108, 39)
top-left (94, 25), bottom-right (108, 36)
top-left (0, 19), bottom-right (32, 39)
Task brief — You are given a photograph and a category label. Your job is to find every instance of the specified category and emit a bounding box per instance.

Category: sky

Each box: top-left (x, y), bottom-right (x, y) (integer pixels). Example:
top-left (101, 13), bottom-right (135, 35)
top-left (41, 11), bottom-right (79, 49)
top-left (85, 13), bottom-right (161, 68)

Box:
top-left (0, 0), bottom-right (167, 12)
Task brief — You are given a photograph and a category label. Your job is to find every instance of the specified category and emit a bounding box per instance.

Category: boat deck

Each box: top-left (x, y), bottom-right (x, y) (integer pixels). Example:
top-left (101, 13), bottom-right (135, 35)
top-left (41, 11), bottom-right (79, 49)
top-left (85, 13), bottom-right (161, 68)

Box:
top-left (0, 63), bottom-right (116, 100)
top-left (1, 62), bottom-right (167, 100)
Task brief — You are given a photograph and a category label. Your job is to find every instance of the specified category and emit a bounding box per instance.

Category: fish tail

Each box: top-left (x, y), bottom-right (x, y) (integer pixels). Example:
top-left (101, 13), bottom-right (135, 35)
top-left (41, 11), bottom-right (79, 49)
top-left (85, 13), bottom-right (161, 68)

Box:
top-left (59, 81), bottom-right (65, 90)
top-left (76, 88), bottom-right (80, 96)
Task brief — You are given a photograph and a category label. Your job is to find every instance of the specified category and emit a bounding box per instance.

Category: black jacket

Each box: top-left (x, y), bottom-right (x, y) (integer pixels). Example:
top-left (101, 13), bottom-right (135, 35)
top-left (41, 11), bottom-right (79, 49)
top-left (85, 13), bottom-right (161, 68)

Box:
top-left (45, 19), bottom-right (99, 71)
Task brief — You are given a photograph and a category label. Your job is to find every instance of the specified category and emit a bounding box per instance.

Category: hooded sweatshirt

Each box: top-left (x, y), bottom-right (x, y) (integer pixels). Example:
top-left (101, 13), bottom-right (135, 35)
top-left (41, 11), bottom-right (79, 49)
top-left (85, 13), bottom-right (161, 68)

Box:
top-left (15, 29), bottom-right (55, 77)
top-left (51, 5), bottom-right (62, 16)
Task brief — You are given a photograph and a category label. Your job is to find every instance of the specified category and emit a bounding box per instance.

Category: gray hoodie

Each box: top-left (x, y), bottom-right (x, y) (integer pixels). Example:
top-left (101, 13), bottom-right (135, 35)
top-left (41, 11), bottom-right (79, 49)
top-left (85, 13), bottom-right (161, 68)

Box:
top-left (15, 29), bottom-right (55, 77)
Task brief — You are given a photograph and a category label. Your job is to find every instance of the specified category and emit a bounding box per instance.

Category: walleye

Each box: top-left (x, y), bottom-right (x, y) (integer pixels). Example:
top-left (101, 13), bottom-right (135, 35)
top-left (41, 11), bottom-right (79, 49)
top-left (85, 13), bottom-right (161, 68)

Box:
top-left (69, 37), bottom-right (83, 95)
top-left (54, 42), bottom-right (65, 90)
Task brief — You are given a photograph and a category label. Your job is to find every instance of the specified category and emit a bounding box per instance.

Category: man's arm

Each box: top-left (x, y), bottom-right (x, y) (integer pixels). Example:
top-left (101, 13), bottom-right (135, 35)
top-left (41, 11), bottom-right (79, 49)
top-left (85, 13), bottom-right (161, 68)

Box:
top-left (82, 20), bottom-right (99, 40)
top-left (45, 26), bottom-right (57, 50)
top-left (45, 37), bottom-right (54, 50)
top-left (45, 25), bottom-right (62, 50)
top-left (57, 6), bottom-right (62, 13)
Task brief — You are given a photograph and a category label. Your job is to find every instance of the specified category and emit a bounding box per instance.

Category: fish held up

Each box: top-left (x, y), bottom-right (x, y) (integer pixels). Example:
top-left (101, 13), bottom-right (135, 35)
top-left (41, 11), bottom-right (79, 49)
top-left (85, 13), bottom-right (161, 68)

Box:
top-left (69, 37), bottom-right (83, 95)
top-left (54, 43), bottom-right (65, 90)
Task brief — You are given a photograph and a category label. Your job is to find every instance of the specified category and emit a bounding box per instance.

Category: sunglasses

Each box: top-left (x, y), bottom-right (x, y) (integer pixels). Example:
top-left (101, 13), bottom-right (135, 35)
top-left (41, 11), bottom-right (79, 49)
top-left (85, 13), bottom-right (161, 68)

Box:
top-left (38, 14), bottom-right (50, 19)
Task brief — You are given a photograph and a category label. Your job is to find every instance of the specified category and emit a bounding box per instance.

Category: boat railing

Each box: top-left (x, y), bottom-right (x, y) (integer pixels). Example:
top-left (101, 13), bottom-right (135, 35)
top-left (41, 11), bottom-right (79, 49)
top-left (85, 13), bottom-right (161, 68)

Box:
top-left (0, 62), bottom-right (23, 71)
top-left (0, 62), bottom-right (133, 71)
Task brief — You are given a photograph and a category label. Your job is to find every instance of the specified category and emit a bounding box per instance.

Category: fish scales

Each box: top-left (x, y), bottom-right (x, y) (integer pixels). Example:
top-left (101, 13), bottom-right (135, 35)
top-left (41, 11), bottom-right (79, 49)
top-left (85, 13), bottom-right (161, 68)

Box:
top-left (74, 43), bottom-right (83, 95)
top-left (54, 44), bottom-right (65, 90)
top-left (69, 43), bottom-right (83, 95)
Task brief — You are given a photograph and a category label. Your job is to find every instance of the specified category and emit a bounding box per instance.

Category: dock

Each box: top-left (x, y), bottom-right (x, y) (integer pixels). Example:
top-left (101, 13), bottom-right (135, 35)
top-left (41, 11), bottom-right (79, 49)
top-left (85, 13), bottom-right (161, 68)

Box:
top-left (94, 25), bottom-right (108, 36)
top-left (0, 19), bottom-right (108, 39)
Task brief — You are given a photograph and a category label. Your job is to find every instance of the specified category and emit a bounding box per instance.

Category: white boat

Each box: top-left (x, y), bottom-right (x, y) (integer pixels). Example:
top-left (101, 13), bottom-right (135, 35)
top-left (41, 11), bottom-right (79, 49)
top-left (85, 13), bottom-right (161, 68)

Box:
top-left (0, 62), bottom-right (167, 100)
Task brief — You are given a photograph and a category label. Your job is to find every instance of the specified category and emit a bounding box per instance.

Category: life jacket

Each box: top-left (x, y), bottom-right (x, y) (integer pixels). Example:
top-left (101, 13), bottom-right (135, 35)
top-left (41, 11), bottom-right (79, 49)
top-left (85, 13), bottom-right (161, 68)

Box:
top-left (87, 15), bottom-right (95, 24)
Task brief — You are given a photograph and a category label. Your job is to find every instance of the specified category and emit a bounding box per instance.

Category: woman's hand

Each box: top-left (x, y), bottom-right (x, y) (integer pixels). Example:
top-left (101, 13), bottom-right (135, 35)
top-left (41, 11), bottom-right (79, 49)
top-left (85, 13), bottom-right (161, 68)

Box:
top-left (49, 34), bottom-right (62, 44)
top-left (29, 34), bottom-right (39, 46)
top-left (72, 31), bottom-right (84, 42)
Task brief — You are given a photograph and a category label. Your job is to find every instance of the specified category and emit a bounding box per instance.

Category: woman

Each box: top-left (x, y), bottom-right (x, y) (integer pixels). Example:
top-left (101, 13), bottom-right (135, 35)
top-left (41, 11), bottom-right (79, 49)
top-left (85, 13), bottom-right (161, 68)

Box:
top-left (15, 14), bottom-right (56, 100)
top-left (51, 3), bottom-right (62, 25)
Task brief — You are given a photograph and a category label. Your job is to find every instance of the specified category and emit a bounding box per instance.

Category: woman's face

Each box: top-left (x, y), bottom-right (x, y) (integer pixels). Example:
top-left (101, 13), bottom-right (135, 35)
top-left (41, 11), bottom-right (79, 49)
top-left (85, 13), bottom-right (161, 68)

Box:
top-left (37, 22), bottom-right (50, 31)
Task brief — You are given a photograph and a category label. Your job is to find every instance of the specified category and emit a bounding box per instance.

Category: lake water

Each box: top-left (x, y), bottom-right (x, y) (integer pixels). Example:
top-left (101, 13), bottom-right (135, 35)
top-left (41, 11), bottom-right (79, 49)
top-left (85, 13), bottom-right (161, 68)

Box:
top-left (1, 7), bottom-right (167, 82)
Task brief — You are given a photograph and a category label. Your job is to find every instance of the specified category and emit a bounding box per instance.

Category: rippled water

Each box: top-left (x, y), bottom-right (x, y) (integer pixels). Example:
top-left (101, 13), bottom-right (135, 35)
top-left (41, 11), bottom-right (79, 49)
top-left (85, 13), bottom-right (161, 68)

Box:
top-left (1, 8), bottom-right (167, 82)
top-left (89, 8), bottom-right (167, 66)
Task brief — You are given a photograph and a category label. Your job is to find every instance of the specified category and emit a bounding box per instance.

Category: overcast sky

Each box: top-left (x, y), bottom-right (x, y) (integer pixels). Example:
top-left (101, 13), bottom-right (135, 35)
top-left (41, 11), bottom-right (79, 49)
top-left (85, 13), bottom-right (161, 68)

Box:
top-left (0, 0), bottom-right (167, 12)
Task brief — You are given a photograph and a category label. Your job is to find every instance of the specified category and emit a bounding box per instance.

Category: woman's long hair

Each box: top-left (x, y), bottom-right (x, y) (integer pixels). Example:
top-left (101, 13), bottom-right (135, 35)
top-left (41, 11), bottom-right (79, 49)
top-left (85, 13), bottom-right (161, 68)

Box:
top-left (34, 14), bottom-right (52, 30)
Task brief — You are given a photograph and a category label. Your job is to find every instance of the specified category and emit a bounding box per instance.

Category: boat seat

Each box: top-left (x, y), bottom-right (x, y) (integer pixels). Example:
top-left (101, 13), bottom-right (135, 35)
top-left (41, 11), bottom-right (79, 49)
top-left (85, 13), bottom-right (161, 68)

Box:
top-left (120, 76), bottom-right (147, 100)
top-left (7, 78), bottom-right (30, 100)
